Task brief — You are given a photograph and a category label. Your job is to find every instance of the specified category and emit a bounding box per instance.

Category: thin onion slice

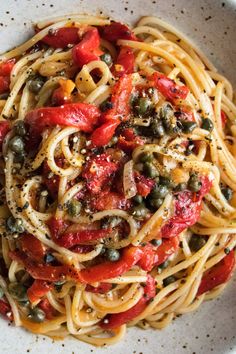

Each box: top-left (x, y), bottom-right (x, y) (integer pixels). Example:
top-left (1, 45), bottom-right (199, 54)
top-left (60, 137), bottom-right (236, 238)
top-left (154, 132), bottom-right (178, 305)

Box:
top-left (123, 160), bottom-right (137, 199)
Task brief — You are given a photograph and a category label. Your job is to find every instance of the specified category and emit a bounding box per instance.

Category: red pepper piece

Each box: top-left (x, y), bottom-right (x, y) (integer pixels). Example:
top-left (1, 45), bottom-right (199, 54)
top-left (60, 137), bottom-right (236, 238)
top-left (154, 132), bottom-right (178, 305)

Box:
top-left (135, 172), bottom-right (155, 197)
top-left (152, 72), bottom-right (189, 101)
top-left (27, 280), bottom-right (52, 303)
top-left (72, 28), bottom-right (101, 67)
top-left (41, 27), bottom-right (80, 48)
top-left (0, 299), bottom-right (13, 321)
top-left (20, 233), bottom-right (46, 262)
top-left (55, 228), bottom-right (112, 248)
top-left (85, 283), bottom-right (113, 294)
top-left (0, 121), bottom-right (10, 149)
top-left (100, 22), bottom-right (138, 42)
top-left (112, 47), bottom-right (135, 77)
top-left (38, 298), bottom-right (55, 319)
top-left (118, 128), bottom-right (144, 153)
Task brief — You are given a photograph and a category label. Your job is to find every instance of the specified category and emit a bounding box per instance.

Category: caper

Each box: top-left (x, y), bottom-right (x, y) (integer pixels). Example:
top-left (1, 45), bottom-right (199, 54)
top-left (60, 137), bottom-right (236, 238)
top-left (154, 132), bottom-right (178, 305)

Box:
top-left (201, 118), bottom-right (214, 132)
top-left (139, 152), bottom-right (153, 163)
top-left (133, 194), bottom-right (143, 204)
top-left (9, 136), bottom-right (24, 154)
top-left (6, 216), bottom-right (24, 234)
top-left (106, 248), bottom-right (120, 262)
top-left (221, 186), bottom-right (233, 201)
top-left (14, 152), bottom-right (25, 164)
top-left (174, 182), bottom-right (187, 192)
top-left (8, 282), bottom-right (28, 302)
top-left (180, 121), bottom-right (197, 133)
top-left (135, 97), bottom-right (153, 116)
top-left (101, 216), bottom-right (122, 229)
top-left (149, 198), bottom-right (163, 209)
top-left (159, 176), bottom-right (173, 188)
top-left (132, 204), bottom-right (149, 219)
top-left (14, 121), bottom-right (26, 137)
top-left (163, 276), bottom-right (176, 287)
top-left (0, 286), bottom-right (4, 299)
top-left (151, 120), bottom-right (165, 138)
top-left (28, 307), bottom-right (46, 323)
top-left (28, 78), bottom-right (44, 94)
top-left (151, 239), bottom-right (162, 247)
top-left (188, 174), bottom-right (202, 192)
top-left (157, 260), bottom-right (169, 272)
top-left (67, 199), bottom-right (82, 217)
top-left (189, 234), bottom-right (207, 252)
top-left (100, 53), bottom-right (112, 67)
top-left (100, 99), bottom-right (113, 112)
top-left (151, 184), bottom-right (169, 199)
top-left (143, 162), bottom-right (159, 178)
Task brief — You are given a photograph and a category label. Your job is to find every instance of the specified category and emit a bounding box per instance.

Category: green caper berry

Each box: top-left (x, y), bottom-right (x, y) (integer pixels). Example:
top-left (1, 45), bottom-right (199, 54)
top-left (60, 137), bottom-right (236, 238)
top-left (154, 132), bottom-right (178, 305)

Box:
top-left (135, 97), bottom-right (153, 116)
top-left (139, 152), bottom-right (153, 163)
top-left (6, 216), bottom-right (17, 233)
top-left (0, 286), bottom-right (4, 299)
top-left (9, 136), bottom-right (24, 153)
top-left (188, 174), bottom-right (202, 192)
top-left (151, 120), bottom-right (165, 138)
top-left (132, 204), bottom-right (149, 219)
top-left (174, 182), bottom-right (187, 192)
top-left (158, 260), bottom-right (169, 271)
top-left (151, 239), bottom-right (162, 247)
top-left (8, 282), bottom-right (28, 302)
top-left (14, 121), bottom-right (26, 137)
top-left (100, 53), bottom-right (112, 67)
top-left (151, 184), bottom-right (169, 199)
top-left (149, 198), bottom-right (163, 209)
top-left (189, 234), bottom-right (206, 252)
top-left (106, 248), bottom-right (120, 262)
top-left (28, 78), bottom-right (44, 94)
top-left (67, 200), bottom-right (82, 217)
top-left (18, 300), bottom-right (30, 307)
top-left (29, 307), bottom-right (46, 323)
top-left (100, 100), bottom-right (113, 112)
top-left (202, 118), bottom-right (214, 132)
top-left (221, 187), bottom-right (233, 201)
top-left (134, 163), bottom-right (144, 172)
top-left (159, 176), bottom-right (172, 188)
top-left (143, 162), bottom-right (159, 178)
top-left (101, 216), bottom-right (121, 229)
top-left (163, 276), bottom-right (176, 287)
top-left (133, 194), bottom-right (143, 204)
top-left (180, 121), bottom-right (197, 133)
top-left (14, 152), bottom-right (25, 164)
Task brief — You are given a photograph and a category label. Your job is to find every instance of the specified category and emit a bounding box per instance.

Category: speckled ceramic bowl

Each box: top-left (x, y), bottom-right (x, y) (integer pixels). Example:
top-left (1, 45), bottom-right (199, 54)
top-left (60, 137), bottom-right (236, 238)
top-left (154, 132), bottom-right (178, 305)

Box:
top-left (0, 1), bottom-right (235, 353)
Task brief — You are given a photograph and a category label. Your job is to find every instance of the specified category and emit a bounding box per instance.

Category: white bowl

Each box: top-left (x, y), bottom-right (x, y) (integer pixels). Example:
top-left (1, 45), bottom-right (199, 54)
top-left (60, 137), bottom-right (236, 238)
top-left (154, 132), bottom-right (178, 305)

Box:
top-left (0, 1), bottom-right (235, 353)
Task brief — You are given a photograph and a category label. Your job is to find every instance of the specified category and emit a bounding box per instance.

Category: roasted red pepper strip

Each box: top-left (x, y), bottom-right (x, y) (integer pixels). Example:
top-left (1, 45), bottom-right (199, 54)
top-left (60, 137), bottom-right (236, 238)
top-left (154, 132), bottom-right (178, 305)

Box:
top-left (25, 102), bottom-right (100, 136)
top-left (55, 229), bottom-right (112, 248)
top-left (85, 283), bottom-right (113, 294)
top-left (9, 251), bottom-right (80, 282)
top-left (152, 72), bottom-right (189, 101)
top-left (0, 59), bottom-right (15, 94)
top-left (134, 172), bottom-right (155, 197)
top-left (82, 153), bottom-right (118, 194)
top-left (90, 190), bottom-right (129, 211)
top-left (197, 250), bottom-right (235, 296)
top-left (0, 121), bottom-right (10, 149)
top-left (38, 298), bottom-right (55, 320)
top-left (100, 275), bottom-right (155, 329)
top-left (112, 47), bottom-right (135, 77)
top-left (91, 120), bottom-right (120, 147)
top-left (0, 299), bottom-right (13, 321)
top-left (41, 27), bottom-right (80, 48)
top-left (79, 246), bottom-right (143, 283)
top-left (118, 128), bottom-right (144, 153)
top-left (138, 237), bottom-right (179, 271)
top-left (27, 280), bottom-right (52, 303)
top-left (72, 28), bottom-right (101, 67)
top-left (100, 22), bottom-right (138, 42)
top-left (19, 233), bottom-right (46, 262)
top-left (160, 176), bottom-right (212, 238)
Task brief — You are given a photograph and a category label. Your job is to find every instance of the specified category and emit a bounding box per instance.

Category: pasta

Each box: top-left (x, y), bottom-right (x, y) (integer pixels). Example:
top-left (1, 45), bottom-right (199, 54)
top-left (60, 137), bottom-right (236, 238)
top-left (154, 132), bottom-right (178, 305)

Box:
top-left (0, 14), bottom-right (235, 346)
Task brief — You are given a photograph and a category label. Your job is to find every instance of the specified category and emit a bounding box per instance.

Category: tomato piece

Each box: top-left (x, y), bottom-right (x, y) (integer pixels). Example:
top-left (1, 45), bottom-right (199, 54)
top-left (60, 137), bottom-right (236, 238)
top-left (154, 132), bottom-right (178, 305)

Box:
top-left (25, 102), bottom-right (100, 136)
top-left (41, 27), bottom-right (80, 48)
top-left (0, 299), bottom-right (13, 321)
top-left (0, 76), bottom-right (10, 94)
top-left (42, 158), bottom-right (64, 199)
top-left (20, 233), bottom-right (46, 262)
top-left (112, 47), bottom-right (135, 77)
top-left (55, 228), bottom-right (112, 248)
top-left (160, 176), bottom-right (212, 238)
top-left (221, 110), bottom-right (227, 127)
top-left (90, 190), bottom-right (129, 211)
top-left (0, 121), bottom-right (10, 149)
top-left (85, 283), bottom-right (113, 294)
top-left (82, 153), bottom-right (118, 194)
top-left (38, 298), bottom-right (55, 319)
top-left (91, 120), bottom-right (120, 147)
top-left (135, 172), bottom-right (155, 197)
top-left (197, 250), bottom-right (235, 296)
top-left (100, 275), bottom-right (155, 329)
top-left (79, 246), bottom-right (143, 283)
top-left (118, 128), bottom-right (144, 153)
top-left (9, 251), bottom-right (81, 282)
top-left (51, 79), bottom-right (75, 106)
top-left (27, 280), bottom-right (52, 303)
top-left (72, 28), bottom-right (101, 67)
top-left (100, 22), bottom-right (138, 42)
top-left (152, 72), bottom-right (189, 101)
top-left (48, 217), bottom-right (69, 241)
